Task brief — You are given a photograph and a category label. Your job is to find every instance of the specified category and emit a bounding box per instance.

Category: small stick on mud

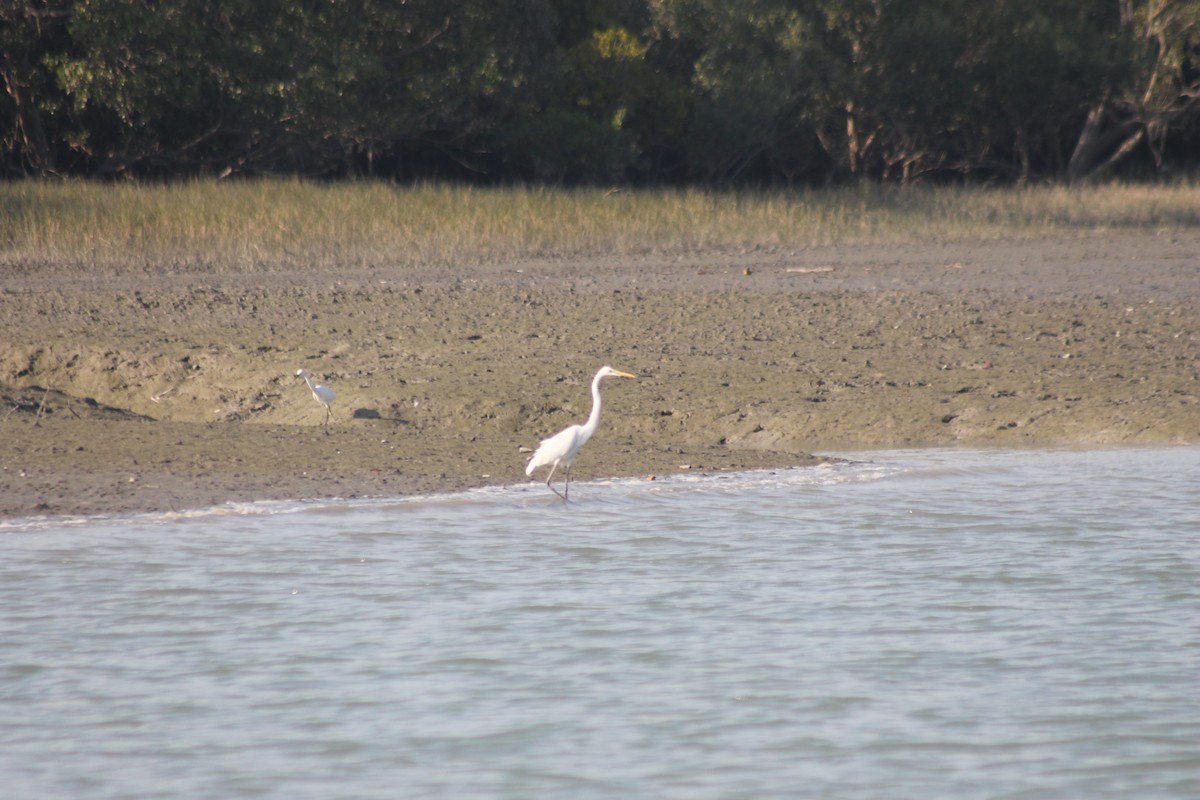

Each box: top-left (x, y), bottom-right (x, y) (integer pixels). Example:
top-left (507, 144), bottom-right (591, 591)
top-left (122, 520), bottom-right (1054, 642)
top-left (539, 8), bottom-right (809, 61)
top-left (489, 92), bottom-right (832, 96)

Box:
top-left (34, 387), bottom-right (51, 427)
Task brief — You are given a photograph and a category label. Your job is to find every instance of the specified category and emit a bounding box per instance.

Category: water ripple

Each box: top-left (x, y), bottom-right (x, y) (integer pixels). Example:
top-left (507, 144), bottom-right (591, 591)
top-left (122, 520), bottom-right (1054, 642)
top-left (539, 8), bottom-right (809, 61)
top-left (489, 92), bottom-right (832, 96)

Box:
top-left (1, 448), bottom-right (1197, 799)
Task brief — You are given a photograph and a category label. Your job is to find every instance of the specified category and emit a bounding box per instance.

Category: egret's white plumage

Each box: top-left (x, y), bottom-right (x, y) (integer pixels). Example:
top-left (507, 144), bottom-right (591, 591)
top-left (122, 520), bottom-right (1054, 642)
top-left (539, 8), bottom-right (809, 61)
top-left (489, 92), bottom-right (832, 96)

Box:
top-left (525, 365), bottom-right (636, 500)
top-left (296, 368), bottom-right (335, 429)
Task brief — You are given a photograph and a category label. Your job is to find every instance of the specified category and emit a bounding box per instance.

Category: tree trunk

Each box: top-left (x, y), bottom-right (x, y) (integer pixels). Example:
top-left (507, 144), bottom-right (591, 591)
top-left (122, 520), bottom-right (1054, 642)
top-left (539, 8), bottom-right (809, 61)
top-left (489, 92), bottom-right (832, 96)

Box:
top-left (2, 66), bottom-right (56, 175)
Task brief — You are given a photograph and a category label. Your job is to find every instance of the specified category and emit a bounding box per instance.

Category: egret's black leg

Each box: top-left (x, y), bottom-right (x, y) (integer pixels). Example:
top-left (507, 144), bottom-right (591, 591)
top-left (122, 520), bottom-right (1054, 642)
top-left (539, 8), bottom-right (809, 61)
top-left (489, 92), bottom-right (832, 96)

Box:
top-left (545, 463), bottom-right (566, 500)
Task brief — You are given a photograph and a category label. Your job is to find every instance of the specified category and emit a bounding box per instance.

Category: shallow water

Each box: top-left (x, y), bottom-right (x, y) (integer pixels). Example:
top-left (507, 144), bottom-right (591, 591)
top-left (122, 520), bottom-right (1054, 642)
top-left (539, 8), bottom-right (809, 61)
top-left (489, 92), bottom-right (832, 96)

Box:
top-left (2, 448), bottom-right (1198, 800)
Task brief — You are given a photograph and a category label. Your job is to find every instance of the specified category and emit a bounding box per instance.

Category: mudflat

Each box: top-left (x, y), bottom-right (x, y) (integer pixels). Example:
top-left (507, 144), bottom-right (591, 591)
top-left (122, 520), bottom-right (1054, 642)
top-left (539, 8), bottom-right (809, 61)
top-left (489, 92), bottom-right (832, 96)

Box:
top-left (2, 232), bottom-right (1197, 518)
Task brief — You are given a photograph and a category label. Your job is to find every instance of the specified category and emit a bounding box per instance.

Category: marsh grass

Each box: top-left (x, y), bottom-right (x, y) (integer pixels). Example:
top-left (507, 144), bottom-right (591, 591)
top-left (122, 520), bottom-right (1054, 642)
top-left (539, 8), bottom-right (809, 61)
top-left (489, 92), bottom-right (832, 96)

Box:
top-left (3, 179), bottom-right (1198, 274)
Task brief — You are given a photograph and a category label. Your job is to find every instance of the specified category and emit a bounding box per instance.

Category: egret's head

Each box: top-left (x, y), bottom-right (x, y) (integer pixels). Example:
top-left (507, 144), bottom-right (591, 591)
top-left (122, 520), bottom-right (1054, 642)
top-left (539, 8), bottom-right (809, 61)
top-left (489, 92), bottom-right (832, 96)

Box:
top-left (295, 368), bottom-right (309, 379)
top-left (599, 366), bottom-right (637, 380)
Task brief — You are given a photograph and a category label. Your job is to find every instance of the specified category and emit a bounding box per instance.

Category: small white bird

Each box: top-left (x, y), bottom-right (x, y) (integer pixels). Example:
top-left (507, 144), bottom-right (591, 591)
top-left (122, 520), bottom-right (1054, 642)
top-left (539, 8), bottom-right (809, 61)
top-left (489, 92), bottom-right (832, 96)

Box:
top-left (296, 368), bottom-right (336, 430)
top-left (526, 365), bottom-right (636, 500)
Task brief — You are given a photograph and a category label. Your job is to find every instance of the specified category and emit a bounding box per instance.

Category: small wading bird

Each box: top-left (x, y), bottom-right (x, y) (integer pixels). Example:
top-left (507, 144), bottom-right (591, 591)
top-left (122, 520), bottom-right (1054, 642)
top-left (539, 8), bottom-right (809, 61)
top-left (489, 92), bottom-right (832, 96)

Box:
top-left (525, 365), bottom-right (636, 500)
top-left (296, 368), bottom-right (336, 430)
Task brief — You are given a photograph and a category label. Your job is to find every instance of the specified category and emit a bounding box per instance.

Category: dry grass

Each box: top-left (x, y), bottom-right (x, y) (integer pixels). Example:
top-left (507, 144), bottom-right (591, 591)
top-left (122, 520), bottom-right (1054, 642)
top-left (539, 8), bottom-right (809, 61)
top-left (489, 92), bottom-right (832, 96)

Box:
top-left (2, 179), bottom-right (1198, 273)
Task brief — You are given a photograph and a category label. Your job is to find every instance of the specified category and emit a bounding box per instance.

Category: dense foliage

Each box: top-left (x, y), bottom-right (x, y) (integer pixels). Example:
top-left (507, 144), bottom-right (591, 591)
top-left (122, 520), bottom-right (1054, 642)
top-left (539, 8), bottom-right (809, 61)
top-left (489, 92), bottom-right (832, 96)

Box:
top-left (3, 0), bottom-right (1199, 183)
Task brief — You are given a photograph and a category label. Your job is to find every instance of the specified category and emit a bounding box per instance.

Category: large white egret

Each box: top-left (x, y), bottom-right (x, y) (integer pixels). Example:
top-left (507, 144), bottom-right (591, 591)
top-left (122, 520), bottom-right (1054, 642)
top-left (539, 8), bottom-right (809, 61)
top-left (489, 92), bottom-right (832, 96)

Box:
top-left (296, 368), bottom-right (336, 430)
top-left (525, 365), bottom-right (636, 500)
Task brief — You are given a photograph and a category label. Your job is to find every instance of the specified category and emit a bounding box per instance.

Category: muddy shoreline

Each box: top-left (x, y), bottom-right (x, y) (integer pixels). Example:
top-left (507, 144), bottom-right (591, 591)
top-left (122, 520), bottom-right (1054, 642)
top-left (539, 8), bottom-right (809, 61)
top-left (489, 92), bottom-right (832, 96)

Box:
top-left (3, 232), bottom-right (1197, 519)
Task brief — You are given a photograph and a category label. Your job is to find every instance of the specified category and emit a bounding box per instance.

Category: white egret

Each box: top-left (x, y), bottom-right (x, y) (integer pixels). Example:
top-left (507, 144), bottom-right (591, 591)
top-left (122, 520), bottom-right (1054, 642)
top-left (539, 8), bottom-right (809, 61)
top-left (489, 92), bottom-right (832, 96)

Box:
top-left (296, 368), bottom-right (335, 430)
top-left (525, 365), bottom-right (636, 500)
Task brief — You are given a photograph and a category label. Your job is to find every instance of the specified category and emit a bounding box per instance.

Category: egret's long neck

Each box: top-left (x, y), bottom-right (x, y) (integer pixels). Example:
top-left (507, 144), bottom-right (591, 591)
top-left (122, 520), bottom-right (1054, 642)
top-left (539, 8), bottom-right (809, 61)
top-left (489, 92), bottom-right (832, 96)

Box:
top-left (580, 372), bottom-right (605, 440)
top-left (302, 373), bottom-right (317, 392)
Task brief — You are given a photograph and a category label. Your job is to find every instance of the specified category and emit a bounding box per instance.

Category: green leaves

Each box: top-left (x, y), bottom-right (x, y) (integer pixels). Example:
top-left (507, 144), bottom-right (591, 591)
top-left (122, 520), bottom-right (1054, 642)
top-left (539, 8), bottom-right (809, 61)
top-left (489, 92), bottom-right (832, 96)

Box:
top-left (3, 0), bottom-right (1198, 181)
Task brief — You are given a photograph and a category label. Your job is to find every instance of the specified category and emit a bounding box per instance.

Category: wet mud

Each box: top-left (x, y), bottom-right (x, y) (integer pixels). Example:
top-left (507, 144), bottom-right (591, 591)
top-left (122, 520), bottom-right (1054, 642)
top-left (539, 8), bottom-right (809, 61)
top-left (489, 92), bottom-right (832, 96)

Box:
top-left (2, 232), bottom-right (1197, 518)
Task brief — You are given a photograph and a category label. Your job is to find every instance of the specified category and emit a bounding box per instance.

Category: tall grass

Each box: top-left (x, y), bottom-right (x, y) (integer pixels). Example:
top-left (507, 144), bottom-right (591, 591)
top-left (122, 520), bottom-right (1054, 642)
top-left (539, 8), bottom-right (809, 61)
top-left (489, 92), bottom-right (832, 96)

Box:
top-left (2, 179), bottom-right (1198, 273)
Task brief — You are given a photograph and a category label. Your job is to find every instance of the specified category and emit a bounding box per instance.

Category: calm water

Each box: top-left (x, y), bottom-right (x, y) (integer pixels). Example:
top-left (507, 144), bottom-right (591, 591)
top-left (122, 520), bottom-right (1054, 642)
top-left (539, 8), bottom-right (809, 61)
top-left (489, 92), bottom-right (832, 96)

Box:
top-left (2, 448), bottom-right (1198, 800)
